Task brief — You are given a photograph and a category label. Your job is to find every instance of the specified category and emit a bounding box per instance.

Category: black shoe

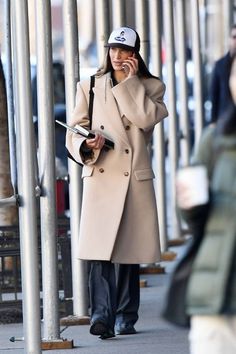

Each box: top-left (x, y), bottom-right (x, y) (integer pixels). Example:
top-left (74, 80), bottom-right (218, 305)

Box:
top-left (99, 330), bottom-right (115, 340)
top-left (115, 323), bottom-right (137, 335)
top-left (90, 321), bottom-right (115, 339)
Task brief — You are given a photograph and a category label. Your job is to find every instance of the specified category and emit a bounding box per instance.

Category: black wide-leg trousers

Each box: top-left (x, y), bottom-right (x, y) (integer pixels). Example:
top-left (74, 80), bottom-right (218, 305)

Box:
top-left (89, 261), bottom-right (140, 331)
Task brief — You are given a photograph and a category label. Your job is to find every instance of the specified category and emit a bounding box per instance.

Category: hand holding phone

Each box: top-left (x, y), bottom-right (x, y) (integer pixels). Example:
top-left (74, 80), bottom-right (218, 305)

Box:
top-left (122, 53), bottom-right (138, 78)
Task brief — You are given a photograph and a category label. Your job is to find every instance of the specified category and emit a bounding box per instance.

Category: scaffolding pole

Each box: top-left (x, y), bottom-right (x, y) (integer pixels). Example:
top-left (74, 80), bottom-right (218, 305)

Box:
top-left (191, 0), bottom-right (204, 150)
top-left (34, 0), bottom-right (60, 342)
top-left (112, 0), bottom-right (126, 28)
top-left (176, 0), bottom-right (190, 166)
top-left (163, 0), bottom-right (181, 240)
top-left (12, 0), bottom-right (41, 352)
top-left (63, 0), bottom-right (89, 321)
top-left (95, 0), bottom-right (110, 67)
top-left (149, 0), bottom-right (168, 253)
top-left (135, 0), bottom-right (148, 64)
top-left (4, 0), bottom-right (17, 195)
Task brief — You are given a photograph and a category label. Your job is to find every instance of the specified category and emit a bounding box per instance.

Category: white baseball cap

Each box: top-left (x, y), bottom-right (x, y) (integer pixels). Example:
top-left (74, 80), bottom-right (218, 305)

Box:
top-left (106, 27), bottom-right (140, 52)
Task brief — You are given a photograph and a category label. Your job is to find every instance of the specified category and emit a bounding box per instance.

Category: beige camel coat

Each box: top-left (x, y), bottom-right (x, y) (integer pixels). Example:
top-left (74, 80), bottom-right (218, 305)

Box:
top-left (66, 72), bottom-right (168, 264)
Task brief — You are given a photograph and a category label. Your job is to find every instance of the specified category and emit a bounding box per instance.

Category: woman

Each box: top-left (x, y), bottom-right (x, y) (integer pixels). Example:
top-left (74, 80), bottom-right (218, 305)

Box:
top-left (66, 26), bottom-right (168, 339)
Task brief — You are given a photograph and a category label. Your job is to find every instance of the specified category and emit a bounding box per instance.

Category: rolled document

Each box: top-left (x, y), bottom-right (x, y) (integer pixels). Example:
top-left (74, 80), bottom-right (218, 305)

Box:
top-left (56, 120), bottom-right (114, 149)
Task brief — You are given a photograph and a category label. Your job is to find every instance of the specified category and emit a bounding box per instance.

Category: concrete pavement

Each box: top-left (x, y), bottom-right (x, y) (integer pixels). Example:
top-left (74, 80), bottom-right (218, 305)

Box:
top-left (0, 245), bottom-right (190, 354)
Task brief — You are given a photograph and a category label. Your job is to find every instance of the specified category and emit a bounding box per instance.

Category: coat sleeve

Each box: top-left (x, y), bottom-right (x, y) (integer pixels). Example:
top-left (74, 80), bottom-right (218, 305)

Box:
top-left (111, 76), bottom-right (168, 131)
top-left (191, 125), bottom-right (216, 179)
top-left (65, 80), bottom-right (100, 165)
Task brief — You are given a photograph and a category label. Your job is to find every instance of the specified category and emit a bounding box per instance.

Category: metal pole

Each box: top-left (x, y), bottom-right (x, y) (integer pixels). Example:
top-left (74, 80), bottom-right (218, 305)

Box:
top-left (135, 0), bottom-right (148, 64)
top-left (95, 0), bottom-right (110, 67)
top-left (63, 0), bottom-right (89, 318)
top-left (34, 0), bottom-right (60, 340)
top-left (112, 0), bottom-right (126, 28)
top-left (176, 0), bottom-right (190, 166)
top-left (11, 0), bottom-right (41, 352)
top-left (223, 0), bottom-right (233, 52)
top-left (163, 0), bottom-right (181, 240)
top-left (198, 0), bottom-right (207, 64)
top-left (149, 0), bottom-right (168, 252)
top-left (191, 0), bottom-right (204, 151)
top-left (4, 0), bottom-right (17, 194)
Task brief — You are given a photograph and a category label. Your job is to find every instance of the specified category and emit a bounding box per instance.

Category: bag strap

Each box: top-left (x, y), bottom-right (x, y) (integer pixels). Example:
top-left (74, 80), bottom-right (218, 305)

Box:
top-left (88, 75), bottom-right (95, 130)
top-left (66, 75), bottom-right (95, 166)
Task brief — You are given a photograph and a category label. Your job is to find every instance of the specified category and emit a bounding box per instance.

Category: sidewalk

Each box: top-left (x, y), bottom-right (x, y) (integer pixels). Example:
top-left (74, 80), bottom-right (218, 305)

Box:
top-left (0, 246), bottom-right (190, 354)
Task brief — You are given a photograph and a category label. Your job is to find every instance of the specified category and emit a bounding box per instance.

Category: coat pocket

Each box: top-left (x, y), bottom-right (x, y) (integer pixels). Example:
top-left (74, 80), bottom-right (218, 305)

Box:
top-left (81, 165), bottom-right (94, 178)
top-left (134, 168), bottom-right (155, 181)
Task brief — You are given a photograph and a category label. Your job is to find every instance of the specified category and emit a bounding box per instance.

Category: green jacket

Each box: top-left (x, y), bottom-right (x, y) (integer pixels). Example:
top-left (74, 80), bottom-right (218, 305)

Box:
top-left (186, 125), bottom-right (236, 315)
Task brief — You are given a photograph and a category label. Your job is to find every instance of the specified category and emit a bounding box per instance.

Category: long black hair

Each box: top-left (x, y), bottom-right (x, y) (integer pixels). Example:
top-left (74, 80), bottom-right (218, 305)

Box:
top-left (95, 48), bottom-right (160, 80)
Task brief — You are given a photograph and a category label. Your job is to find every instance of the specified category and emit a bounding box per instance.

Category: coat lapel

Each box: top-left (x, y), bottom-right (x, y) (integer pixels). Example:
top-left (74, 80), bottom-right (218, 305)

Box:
top-left (93, 74), bottom-right (130, 146)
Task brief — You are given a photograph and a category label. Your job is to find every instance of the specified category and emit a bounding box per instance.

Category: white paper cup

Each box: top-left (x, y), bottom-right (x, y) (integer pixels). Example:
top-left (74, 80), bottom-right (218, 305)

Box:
top-left (176, 165), bottom-right (209, 209)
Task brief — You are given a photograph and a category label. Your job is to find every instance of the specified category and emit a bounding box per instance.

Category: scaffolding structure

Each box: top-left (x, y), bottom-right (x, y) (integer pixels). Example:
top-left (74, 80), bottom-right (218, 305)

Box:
top-left (0, 0), bottom-right (235, 353)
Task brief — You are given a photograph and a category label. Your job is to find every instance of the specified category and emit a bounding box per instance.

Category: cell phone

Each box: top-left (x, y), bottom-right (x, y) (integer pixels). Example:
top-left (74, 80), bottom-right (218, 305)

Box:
top-left (122, 63), bottom-right (129, 74)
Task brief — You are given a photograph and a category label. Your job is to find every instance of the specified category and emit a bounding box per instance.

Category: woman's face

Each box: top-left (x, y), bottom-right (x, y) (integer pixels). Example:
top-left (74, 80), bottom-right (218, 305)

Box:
top-left (109, 47), bottom-right (134, 72)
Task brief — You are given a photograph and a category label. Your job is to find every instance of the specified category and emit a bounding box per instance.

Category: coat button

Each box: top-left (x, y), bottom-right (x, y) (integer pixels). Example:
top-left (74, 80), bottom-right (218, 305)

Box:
top-left (124, 172), bottom-right (129, 176)
top-left (100, 125), bottom-right (104, 130)
top-left (125, 149), bottom-right (129, 154)
top-left (99, 168), bottom-right (104, 173)
top-left (125, 126), bottom-right (130, 130)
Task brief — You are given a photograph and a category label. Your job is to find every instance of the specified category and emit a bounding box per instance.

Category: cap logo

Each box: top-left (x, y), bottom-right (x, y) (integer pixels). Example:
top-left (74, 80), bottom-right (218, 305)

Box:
top-left (114, 30), bottom-right (126, 43)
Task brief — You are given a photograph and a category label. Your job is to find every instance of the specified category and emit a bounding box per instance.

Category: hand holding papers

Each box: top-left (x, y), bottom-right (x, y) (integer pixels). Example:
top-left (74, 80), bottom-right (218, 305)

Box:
top-left (56, 120), bottom-right (114, 149)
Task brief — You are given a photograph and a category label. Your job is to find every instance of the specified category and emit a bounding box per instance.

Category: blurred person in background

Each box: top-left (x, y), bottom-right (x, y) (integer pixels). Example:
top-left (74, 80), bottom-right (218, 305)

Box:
top-left (66, 26), bottom-right (168, 339)
top-left (210, 24), bottom-right (236, 123)
top-left (186, 108), bottom-right (236, 354)
top-left (168, 57), bottom-right (236, 354)
top-left (188, 66), bottom-right (236, 353)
